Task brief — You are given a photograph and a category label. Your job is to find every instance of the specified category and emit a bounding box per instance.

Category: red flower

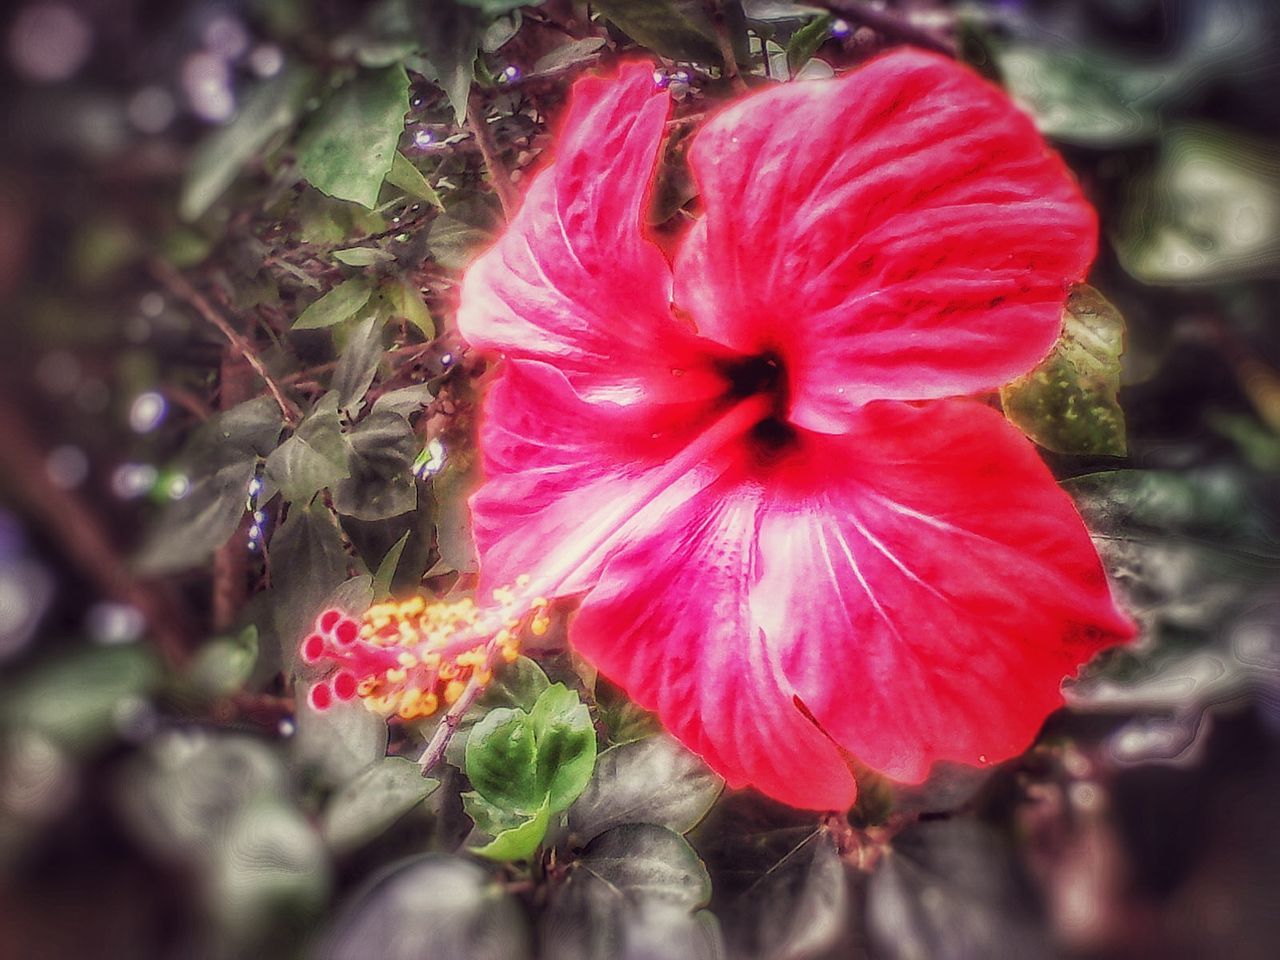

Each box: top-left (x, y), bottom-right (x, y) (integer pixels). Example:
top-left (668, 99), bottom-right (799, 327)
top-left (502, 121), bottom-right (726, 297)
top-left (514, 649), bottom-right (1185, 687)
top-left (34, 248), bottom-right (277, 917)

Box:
top-left (455, 53), bottom-right (1136, 810)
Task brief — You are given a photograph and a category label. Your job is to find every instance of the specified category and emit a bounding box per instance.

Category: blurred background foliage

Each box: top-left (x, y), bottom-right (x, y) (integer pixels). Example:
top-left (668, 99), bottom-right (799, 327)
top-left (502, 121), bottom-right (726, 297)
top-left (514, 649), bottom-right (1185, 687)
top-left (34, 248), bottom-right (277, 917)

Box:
top-left (0, 0), bottom-right (1278, 957)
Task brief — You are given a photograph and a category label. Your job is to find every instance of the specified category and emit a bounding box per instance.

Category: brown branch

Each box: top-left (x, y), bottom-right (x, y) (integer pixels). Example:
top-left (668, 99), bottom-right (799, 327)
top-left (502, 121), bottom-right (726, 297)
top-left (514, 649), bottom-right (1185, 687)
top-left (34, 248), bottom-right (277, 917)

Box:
top-left (0, 398), bottom-right (193, 666)
top-left (149, 259), bottom-right (301, 426)
top-left (817, 0), bottom-right (955, 58)
top-left (466, 93), bottom-right (519, 219)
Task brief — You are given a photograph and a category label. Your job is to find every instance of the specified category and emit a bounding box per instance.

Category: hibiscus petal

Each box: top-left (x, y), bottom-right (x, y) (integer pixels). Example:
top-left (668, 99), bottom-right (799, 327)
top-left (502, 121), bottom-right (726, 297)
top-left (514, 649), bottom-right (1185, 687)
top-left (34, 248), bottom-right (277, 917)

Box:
top-left (470, 359), bottom-right (721, 595)
top-left (571, 479), bottom-right (859, 811)
top-left (751, 399), bottom-right (1135, 783)
top-left (458, 62), bottom-right (722, 406)
top-left (674, 50), bottom-right (1098, 432)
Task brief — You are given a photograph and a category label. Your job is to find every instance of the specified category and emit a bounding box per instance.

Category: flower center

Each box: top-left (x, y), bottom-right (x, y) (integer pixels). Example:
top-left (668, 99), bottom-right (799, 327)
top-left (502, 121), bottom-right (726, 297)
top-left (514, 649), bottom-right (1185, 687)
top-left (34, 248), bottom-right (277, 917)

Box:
top-left (720, 350), bottom-right (796, 454)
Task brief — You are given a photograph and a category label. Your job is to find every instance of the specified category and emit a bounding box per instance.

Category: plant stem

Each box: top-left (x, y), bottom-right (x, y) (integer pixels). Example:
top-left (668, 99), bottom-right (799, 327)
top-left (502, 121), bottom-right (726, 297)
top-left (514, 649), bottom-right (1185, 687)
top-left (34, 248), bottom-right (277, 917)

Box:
top-left (150, 259), bottom-right (301, 426)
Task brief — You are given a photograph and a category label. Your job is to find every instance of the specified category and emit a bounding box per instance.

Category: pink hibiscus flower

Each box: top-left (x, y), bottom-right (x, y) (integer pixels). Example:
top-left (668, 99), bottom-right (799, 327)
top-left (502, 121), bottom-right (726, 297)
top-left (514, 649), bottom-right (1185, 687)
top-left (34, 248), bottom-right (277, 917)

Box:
top-left (454, 52), bottom-right (1136, 810)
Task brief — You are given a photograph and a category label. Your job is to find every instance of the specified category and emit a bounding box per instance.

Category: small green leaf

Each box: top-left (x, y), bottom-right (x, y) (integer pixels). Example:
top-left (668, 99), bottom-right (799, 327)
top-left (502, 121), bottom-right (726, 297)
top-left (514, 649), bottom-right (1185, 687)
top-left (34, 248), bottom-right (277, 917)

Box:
top-left (332, 311), bottom-right (386, 415)
top-left (294, 277), bottom-right (374, 330)
top-left (464, 682), bottom-right (596, 817)
top-left (417, 2), bottom-right (483, 124)
top-left (1001, 284), bottom-right (1128, 457)
top-left (529, 683), bottom-right (598, 813)
top-left (471, 797), bottom-right (552, 862)
top-left (181, 65), bottom-right (314, 221)
top-left (382, 277), bottom-right (436, 338)
top-left (427, 212), bottom-right (494, 272)
top-left (332, 246), bottom-right (395, 267)
top-left (371, 383), bottom-right (433, 419)
top-left (568, 735), bottom-right (722, 842)
top-left (785, 14), bottom-right (832, 75)
top-left (466, 707), bottom-right (542, 814)
top-left (322, 757), bottom-right (439, 852)
top-left (445, 655), bottom-right (550, 766)
top-left (386, 150), bottom-right (444, 209)
top-left (530, 37), bottom-right (607, 77)
top-left (296, 65), bottom-right (410, 208)
top-left (371, 531), bottom-right (412, 598)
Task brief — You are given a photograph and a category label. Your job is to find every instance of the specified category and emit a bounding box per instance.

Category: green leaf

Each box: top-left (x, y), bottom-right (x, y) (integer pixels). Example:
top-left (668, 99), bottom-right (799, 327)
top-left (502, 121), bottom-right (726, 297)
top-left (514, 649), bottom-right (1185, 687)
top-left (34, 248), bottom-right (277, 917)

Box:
top-left (332, 311), bottom-right (386, 415)
top-left (321, 855), bottom-right (531, 959)
top-left (295, 697), bottom-right (389, 788)
top-left (264, 395), bottom-right (350, 503)
top-left (135, 396), bottom-right (283, 574)
top-left (432, 460), bottom-right (480, 574)
top-left (322, 757), bottom-right (439, 852)
top-left (1115, 125), bottom-right (1280, 284)
top-left (994, 45), bottom-right (1156, 148)
top-left (445, 655), bottom-right (550, 766)
top-left (186, 625), bottom-right (260, 697)
top-left (866, 821), bottom-right (1049, 960)
top-left (593, 0), bottom-right (723, 62)
top-left (567, 735), bottom-right (722, 842)
top-left (466, 707), bottom-right (542, 814)
top-left (332, 246), bottom-right (395, 267)
top-left (386, 150), bottom-right (444, 209)
top-left (372, 531), bottom-right (411, 598)
top-left (135, 456), bottom-right (257, 573)
top-left (270, 505), bottom-right (352, 665)
top-left (577, 823), bottom-right (711, 907)
top-left (530, 37), bottom-right (607, 77)
top-left (332, 410), bottom-right (418, 520)
top-left (529, 683), bottom-right (599, 813)
top-left (293, 276), bottom-right (374, 330)
top-left (1000, 284), bottom-right (1128, 457)
top-left (296, 65), bottom-right (410, 208)
top-left (180, 64), bottom-right (314, 221)
top-left (543, 824), bottom-right (719, 959)
top-left (417, 2), bottom-right (483, 124)
top-left (117, 731), bottom-right (288, 858)
top-left (210, 801), bottom-right (330, 935)
top-left (1, 645), bottom-right (161, 751)
top-left (722, 830), bottom-right (849, 960)
top-left (785, 14), bottom-right (832, 75)
top-left (382, 277), bottom-right (436, 338)
top-left (371, 383), bottom-right (433, 419)
top-left (427, 212), bottom-right (494, 272)
top-left (471, 796), bottom-right (552, 862)
top-left (464, 682), bottom-right (596, 818)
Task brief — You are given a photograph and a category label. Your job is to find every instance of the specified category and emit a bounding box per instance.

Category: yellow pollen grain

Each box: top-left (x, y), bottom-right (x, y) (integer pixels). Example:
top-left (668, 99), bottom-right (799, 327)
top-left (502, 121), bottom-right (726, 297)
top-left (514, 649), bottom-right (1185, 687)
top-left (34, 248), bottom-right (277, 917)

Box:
top-left (444, 680), bottom-right (466, 704)
top-left (386, 667), bottom-right (407, 684)
top-left (397, 652), bottom-right (418, 668)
